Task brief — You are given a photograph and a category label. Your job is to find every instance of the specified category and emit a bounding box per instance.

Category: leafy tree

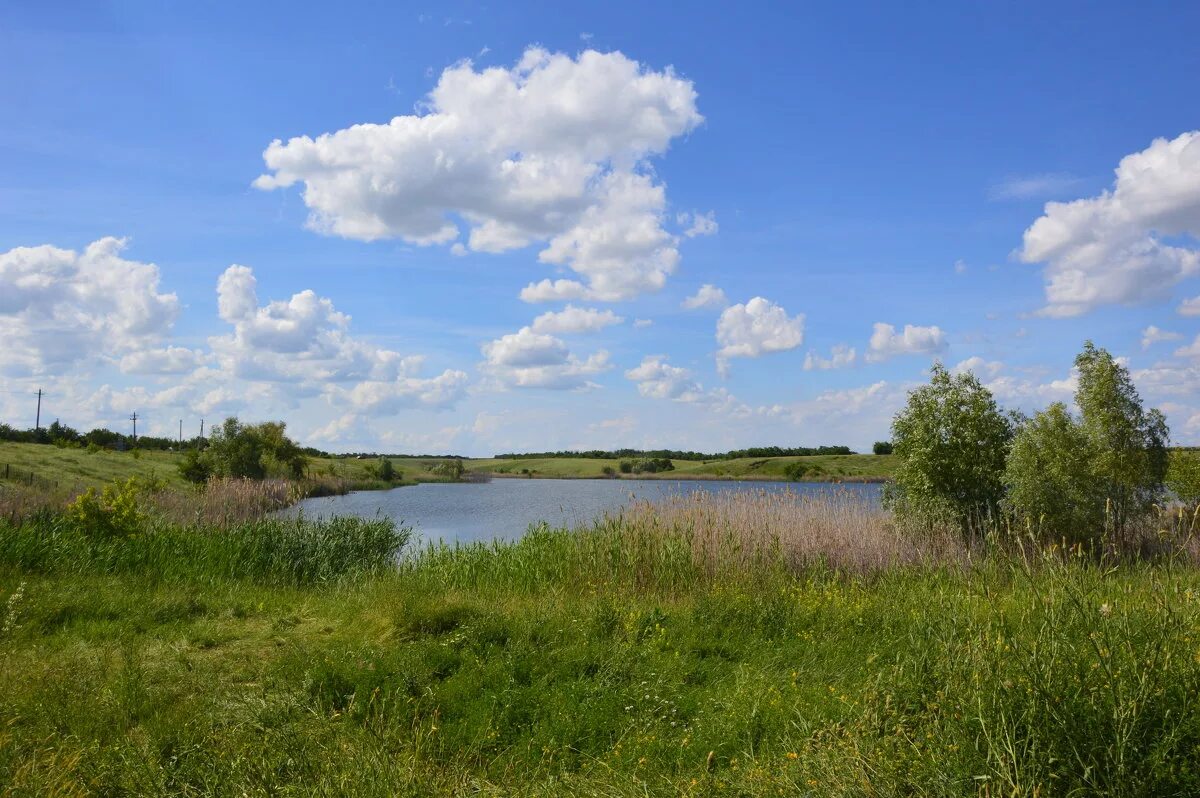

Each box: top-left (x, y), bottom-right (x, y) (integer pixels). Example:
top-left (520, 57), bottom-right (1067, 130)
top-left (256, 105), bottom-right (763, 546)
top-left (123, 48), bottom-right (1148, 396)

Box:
top-left (178, 448), bottom-right (212, 484)
top-left (377, 458), bottom-right (397, 482)
top-left (1005, 403), bottom-right (1102, 543)
top-left (1167, 450), bottom-right (1200, 510)
top-left (255, 421), bottom-right (307, 479)
top-left (1074, 341), bottom-right (1169, 541)
top-left (872, 441), bottom-right (894, 455)
top-left (887, 363), bottom-right (1015, 536)
top-left (206, 418), bottom-right (266, 479)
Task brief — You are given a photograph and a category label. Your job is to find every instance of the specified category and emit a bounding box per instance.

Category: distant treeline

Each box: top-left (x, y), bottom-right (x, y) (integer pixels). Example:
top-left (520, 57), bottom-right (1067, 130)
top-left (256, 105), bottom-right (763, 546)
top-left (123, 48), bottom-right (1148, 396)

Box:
top-left (0, 421), bottom-right (192, 451)
top-left (493, 446), bottom-right (856, 461)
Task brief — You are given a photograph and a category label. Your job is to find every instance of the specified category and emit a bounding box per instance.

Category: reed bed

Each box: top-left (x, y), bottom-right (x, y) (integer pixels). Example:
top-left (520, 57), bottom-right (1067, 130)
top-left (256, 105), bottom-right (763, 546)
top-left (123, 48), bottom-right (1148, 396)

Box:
top-left (615, 488), bottom-right (967, 574)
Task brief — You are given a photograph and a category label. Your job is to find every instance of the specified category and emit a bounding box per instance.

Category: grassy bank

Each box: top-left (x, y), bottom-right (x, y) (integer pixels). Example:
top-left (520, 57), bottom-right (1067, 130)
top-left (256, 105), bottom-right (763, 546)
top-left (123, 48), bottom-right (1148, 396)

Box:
top-left (2, 491), bottom-right (1199, 795)
top-left (469, 453), bottom-right (897, 481)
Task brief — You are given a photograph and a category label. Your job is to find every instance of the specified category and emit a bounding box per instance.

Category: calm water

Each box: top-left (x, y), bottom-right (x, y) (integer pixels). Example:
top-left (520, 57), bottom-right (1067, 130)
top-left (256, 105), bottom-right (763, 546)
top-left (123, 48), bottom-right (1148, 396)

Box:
top-left (285, 478), bottom-right (884, 545)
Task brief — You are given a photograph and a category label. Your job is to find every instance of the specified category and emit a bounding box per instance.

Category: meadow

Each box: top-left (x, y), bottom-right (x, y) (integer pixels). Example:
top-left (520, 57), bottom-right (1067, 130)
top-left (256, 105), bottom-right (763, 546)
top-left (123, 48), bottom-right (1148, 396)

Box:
top-left (0, 441), bottom-right (897, 496)
top-left (2, 487), bottom-right (1199, 796)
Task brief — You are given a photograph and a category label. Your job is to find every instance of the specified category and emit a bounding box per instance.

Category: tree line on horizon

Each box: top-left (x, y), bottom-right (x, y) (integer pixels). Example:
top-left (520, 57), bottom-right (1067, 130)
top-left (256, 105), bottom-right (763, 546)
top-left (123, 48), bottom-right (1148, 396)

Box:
top-left (493, 445), bottom-right (857, 462)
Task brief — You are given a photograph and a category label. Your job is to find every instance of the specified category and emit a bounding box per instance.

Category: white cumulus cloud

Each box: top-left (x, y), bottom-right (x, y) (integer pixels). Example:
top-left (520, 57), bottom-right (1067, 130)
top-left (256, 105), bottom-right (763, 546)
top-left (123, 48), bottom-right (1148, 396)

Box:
top-left (866, 322), bottom-right (947, 363)
top-left (1019, 130), bottom-right (1200, 317)
top-left (681, 283), bottom-right (728, 310)
top-left (677, 210), bottom-right (718, 238)
top-left (255, 47), bottom-right (703, 302)
top-left (481, 326), bottom-right (610, 390)
top-left (530, 305), bottom-right (623, 334)
top-left (715, 297), bottom-right (804, 375)
top-left (0, 238), bottom-right (179, 376)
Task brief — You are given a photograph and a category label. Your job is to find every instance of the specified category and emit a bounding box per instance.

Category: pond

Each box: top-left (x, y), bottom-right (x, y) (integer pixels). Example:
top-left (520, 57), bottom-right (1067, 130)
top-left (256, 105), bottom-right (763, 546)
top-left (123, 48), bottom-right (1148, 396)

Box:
top-left (284, 477), bottom-right (884, 545)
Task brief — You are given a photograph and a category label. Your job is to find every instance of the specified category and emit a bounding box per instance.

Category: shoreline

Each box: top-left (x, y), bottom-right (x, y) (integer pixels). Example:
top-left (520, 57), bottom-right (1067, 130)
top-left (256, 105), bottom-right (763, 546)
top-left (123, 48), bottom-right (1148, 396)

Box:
top-left (473, 471), bottom-right (890, 484)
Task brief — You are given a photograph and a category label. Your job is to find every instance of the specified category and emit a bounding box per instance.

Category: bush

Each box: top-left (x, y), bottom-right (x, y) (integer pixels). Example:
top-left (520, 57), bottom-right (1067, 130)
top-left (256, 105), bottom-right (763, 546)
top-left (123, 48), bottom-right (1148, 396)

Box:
top-left (178, 448), bottom-right (212, 483)
top-left (1005, 403), bottom-right (1102, 544)
top-left (872, 441), bottom-right (894, 455)
top-left (431, 459), bottom-right (465, 479)
top-left (618, 460), bottom-right (634, 474)
top-left (377, 458), bottom-right (397, 482)
top-left (784, 462), bottom-right (809, 481)
top-left (1167, 450), bottom-right (1200, 510)
top-left (601, 466), bottom-right (616, 477)
top-left (65, 478), bottom-right (147, 539)
top-left (888, 363), bottom-right (1015, 536)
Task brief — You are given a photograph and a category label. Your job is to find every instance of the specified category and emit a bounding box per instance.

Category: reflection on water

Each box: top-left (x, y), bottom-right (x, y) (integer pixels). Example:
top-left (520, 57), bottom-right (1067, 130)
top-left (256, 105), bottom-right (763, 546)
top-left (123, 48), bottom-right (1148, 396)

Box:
top-left (284, 478), bottom-right (884, 545)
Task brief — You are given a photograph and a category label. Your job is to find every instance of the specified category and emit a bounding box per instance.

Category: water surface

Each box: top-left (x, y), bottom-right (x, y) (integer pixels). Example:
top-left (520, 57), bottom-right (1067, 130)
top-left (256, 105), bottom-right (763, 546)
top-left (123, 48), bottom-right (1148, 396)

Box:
top-left (286, 478), bottom-right (883, 545)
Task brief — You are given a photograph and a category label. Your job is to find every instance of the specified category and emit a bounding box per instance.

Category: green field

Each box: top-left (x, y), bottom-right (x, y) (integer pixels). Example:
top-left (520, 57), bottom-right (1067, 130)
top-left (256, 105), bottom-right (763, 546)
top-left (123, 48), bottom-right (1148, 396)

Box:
top-left (467, 453), bottom-right (897, 481)
top-left (0, 442), bottom-right (897, 492)
top-left (2, 499), bottom-right (1197, 795)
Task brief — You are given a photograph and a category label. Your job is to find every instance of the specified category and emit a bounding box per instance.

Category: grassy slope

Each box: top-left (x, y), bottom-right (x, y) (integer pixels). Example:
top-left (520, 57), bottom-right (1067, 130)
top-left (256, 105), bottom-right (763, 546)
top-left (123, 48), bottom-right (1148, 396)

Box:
top-left (2, 539), bottom-right (1198, 795)
top-left (0, 441), bottom-right (188, 490)
top-left (1, 442), bottom-right (898, 489)
top-left (470, 453), bottom-right (897, 481)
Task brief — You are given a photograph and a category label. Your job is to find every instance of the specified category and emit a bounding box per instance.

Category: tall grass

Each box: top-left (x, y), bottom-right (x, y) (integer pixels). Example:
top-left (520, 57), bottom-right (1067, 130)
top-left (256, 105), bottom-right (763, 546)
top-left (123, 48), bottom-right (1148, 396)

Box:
top-left (0, 513), bottom-right (409, 585)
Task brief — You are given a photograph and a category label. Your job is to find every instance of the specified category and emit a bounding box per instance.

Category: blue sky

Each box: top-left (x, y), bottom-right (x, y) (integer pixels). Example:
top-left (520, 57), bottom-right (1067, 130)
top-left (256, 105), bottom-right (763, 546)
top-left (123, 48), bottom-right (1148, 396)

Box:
top-left (2, 1), bottom-right (1199, 454)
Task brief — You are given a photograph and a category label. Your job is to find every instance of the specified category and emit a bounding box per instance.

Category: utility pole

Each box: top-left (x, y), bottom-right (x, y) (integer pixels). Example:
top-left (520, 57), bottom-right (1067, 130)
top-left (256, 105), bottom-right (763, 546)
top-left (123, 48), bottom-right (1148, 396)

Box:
top-left (129, 412), bottom-right (138, 444)
top-left (179, 419), bottom-right (183, 446)
top-left (198, 419), bottom-right (204, 450)
top-left (35, 389), bottom-right (42, 431)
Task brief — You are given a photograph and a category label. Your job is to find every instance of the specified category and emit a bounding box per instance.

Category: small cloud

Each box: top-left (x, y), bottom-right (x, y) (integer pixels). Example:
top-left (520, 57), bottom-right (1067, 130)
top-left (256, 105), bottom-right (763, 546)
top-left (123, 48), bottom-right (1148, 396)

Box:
top-left (716, 297), bottom-right (804, 376)
top-left (450, 242), bottom-right (468, 257)
top-left (677, 210), bottom-right (718, 238)
top-left (681, 284), bottom-right (728, 310)
top-left (951, 356), bottom-right (1003, 378)
top-left (988, 172), bottom-right (1083, 201)
top-left (1180, 295), bottom-right (1200, 317)
top-left (1142, 325), bottom-right (1183, 349)
top-left (804, 344), bottom-right (856, 371)
top-left (954, 259), bottom-right (968, 275)
top-left (633, 318), bottom-right (653, 328)
top-left (580, 32), bottom-right (594, 41)
top-left (865, 322), bottom-right (947, 363)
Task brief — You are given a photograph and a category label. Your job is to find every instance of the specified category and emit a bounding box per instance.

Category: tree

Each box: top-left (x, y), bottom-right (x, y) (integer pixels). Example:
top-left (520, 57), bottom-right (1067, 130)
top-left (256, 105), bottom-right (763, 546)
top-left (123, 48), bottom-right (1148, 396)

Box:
top-left (377, 458), bottom-right (397, 482)
top-left (872, 441), bottom-right (894, 455)
top-left (178, 447), bottom-right (212, 484)
top-left (206, 418), bottom-right (266, 479)
top-left (1167, 450), bottom-right (1200, 511)
top-left (888, 363), bottom-right (1015, 536)
top-left (1005, 403), bottom-right (1102, 543)
top-left (1074, 341), bottom-right (1169, 541)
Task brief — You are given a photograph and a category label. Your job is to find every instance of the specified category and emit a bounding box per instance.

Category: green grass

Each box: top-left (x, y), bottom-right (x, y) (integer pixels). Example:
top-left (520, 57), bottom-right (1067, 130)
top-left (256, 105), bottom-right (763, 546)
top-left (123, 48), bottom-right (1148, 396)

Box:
top-left (470, 453), bottom-right (897, 481)
top-left (1, 442), bottom-right (898, 492)
top-left (0, 441), bottom-right (188, 491)
top-left (2, 509), bottom-right (1199, 795)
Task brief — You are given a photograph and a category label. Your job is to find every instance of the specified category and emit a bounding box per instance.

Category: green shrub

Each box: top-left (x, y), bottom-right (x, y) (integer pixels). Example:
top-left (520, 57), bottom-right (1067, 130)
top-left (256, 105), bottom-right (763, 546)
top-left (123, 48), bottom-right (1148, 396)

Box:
top-left (1167, 450), bottom-right (1200, 509)
top-left (887, 363), bottom-right (1015, 536)
top-left (1005, 403), bottom-right (1102, 544)
top-left (64, 478), bottom-right (147, 539)
top-left (783, 461), bottom-right (809, 481)
top-left (872, 440), bottom-right (893, 455)
top-left (618, 460), bottom-right (634, 474)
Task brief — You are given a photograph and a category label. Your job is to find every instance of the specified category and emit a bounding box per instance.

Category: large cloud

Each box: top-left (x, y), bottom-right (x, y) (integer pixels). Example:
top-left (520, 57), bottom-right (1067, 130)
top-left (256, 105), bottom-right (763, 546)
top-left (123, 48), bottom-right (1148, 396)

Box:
top-left (865, 322), bottom-right (946, 363)
top-left (0, 238), bottom-right (179, 375)
top-left (715, 297), bottom-right (804, 375)
top-left (1019, 130), bottom-right (1200, 317)
top-left (255, 47), bottom-right (703, 302)
top-left (209, 264), bottom-right (467, 408)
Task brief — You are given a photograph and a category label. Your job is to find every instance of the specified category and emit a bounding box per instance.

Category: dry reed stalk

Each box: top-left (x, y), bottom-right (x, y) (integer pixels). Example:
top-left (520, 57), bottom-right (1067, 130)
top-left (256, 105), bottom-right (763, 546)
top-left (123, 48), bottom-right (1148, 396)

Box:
top-left (612, 488), bottom-right (967, 575)
top-left (149, 478), bottom-right (298, 526)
